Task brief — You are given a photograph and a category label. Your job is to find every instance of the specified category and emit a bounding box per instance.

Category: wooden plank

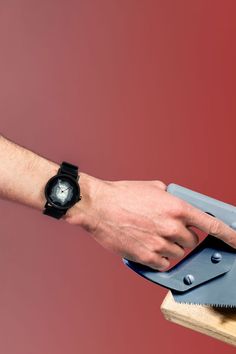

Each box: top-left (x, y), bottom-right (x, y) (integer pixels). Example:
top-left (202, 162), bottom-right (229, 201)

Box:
top-left (160, 291), bottom-right (236, 347)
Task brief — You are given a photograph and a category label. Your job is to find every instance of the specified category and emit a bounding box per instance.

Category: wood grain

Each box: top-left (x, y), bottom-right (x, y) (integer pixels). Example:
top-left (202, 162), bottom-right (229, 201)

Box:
top-left (161, 291), bottom-right (236, 347)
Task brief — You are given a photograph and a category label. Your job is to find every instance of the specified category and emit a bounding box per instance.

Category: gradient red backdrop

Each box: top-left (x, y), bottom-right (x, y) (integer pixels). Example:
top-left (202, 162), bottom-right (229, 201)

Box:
top-left (1, 1), bottom-right (236, 353)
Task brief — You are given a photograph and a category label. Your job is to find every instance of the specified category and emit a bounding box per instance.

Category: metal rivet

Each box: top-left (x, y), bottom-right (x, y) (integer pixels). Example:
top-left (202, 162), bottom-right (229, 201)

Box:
top-left (211, 252), bottom-right (222, 263)
top-left (183, 274), bottom-right (195, 285)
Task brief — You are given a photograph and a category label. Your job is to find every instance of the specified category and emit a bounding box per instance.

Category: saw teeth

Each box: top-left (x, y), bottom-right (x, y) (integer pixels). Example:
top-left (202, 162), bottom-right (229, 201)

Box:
top-left (174, 299), bottom-right (205, 306)
top-left (174, 300), bottom-right (236, 308)
top-left (175, 301), bottom-right (208, 306)
top-left (209, 303), bottom-right (236, 308)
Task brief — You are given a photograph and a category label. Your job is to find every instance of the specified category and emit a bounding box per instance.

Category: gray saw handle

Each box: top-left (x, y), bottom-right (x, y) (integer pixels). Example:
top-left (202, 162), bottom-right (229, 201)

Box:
top-left (167, 183), bottom-right (236, 230)
top-left (124, 184), bottom-right (236, 291)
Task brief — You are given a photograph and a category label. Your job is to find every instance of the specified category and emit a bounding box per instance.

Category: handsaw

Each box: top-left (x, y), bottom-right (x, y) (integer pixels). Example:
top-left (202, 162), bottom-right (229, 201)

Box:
top-left (124, 184), bottom-right (236, 307)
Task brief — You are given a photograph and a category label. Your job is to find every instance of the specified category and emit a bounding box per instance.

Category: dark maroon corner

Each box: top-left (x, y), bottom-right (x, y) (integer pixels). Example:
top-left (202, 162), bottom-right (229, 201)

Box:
top-left (1, 1), bottom-right (236, 354)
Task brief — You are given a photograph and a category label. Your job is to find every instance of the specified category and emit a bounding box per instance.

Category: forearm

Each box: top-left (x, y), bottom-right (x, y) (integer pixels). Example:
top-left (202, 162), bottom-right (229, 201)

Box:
top-left (0, 134), bottom-right (94, 225)
top-left (0, 134), bottom-right (60, 209)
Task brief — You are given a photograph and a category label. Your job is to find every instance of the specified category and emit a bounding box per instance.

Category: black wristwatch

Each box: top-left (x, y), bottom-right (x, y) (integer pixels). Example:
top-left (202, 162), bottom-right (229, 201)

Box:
top-left (43, 161), bottom-right (81, 219)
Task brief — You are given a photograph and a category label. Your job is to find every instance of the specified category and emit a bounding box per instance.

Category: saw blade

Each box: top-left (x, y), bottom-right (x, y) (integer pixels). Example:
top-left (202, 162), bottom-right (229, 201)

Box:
top-left (172, 257), bottom-right (236, 307)
top-left (124, 236), bottom-right (236, 306)
top-left (124, 235), bottom-right (236, 307)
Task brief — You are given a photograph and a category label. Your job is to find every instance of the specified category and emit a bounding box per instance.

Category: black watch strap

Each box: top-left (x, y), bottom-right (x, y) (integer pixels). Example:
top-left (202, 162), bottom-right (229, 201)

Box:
top-left (58, 161), bottom-right (78, 179)
top-left (43, 203), bottom-right (67, 219)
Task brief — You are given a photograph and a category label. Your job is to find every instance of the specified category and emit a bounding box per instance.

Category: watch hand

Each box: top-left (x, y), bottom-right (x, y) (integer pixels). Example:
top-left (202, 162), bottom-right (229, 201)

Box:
top-left (61, 186), bottom-right (71, 193)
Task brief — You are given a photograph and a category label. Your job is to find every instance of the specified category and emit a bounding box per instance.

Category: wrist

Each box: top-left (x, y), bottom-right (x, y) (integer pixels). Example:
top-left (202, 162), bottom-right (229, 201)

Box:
top-left (62, 172), bottom-right (102, 228)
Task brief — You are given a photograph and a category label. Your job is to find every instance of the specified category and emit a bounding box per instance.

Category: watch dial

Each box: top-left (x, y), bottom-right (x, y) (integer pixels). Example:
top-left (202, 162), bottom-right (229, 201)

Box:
top-left (47, 176), bottom-right (79, 208)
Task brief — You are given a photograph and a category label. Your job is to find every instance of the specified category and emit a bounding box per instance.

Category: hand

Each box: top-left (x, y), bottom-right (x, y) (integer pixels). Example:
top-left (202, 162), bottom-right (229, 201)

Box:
top-left (65, 174), bottom-right (236, 271)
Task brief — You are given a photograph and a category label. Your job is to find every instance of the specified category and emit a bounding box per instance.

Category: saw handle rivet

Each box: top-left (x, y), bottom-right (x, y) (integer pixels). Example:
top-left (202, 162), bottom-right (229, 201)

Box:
top-left (183, 274), bottom-right (195, 285)
top-left (211, 252), bottom-right (222, 263)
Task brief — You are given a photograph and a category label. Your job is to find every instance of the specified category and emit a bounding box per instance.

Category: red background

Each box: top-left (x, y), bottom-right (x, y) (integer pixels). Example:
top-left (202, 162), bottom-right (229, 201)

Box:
top-left (1, 1), bottom-right (236, 353)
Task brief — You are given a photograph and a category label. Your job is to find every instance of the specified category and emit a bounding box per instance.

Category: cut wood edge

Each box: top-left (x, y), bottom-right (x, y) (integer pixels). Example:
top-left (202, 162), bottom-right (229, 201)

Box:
top-left (160, 291), bottom-right (236, 347)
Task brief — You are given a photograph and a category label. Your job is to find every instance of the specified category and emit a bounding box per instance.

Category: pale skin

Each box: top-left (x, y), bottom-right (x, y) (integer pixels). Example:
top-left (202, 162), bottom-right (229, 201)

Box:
top-left (1, 134), bottom-right (236, 271)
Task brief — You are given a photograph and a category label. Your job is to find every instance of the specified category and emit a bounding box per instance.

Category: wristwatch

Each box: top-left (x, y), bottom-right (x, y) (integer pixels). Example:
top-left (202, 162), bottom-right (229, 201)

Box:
top-left (43, 161), bottom-right (81, 219)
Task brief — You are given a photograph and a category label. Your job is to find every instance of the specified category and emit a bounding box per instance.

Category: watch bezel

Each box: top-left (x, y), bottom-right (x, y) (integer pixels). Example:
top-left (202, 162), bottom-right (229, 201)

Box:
top-left (44, 173), bottom-right (80, 210)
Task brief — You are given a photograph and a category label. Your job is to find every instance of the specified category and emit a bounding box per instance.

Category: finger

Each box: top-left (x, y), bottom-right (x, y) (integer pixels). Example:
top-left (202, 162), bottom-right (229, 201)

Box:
top-left (142, 253), bottom-right (171, 271)
top-left (120, 234), bottom-right (171, 271)
top-left (153, 238), bottom-right (186, 259)
top-left (184, 204), bottom-right (236, 248)
top-left (167, 225), bottom-right (199, 249)
top-left (124, 250), bottom-right (170, 271)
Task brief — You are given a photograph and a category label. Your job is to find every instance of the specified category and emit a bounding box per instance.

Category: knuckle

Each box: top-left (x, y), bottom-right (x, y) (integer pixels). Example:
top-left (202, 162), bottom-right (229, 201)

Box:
top-left (190, 238), bottom-right (198, 248)
top-left (184, 233), bottom-right (198, 248)
top-left (209, 219), bottom-right (221, 236)
top-left (141, 253), bottom-right (155, 265)
top-left (170, 200), bottom-right (186, 218)
top-left (156, 181), bottom-right (167, 190)
top-left (176, 246), bottom-right (185, 258)
top-left (166, 223), bottom-right (181, 236)
top-left (158, 259), bottom-right (170, 271)
top-left (154, 239), bottom-right (166, 252)
top-left (187, 239), bottom-right (197, 249)
top-left (226, 235), bottom-right (236, 248)
top-left (192, 234), bottom-right (199, 247)
top-left (175, 201), bottom-right (187, 217)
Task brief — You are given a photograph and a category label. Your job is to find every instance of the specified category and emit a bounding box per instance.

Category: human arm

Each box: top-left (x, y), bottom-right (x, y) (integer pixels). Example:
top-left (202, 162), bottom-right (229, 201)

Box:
top-left (1, 134), bottom-right (236, 271)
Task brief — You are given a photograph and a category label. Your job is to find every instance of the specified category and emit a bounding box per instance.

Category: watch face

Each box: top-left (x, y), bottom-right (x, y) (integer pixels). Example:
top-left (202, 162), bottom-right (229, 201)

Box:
top-left (45, 175), bottom-right (80, 209)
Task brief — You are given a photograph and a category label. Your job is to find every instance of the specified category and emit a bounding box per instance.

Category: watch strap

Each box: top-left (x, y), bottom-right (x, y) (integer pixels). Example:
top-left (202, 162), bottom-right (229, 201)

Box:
top-left (58, 161), bottom-right (78, 179)
top-left (43, 202), bottom-right (67, 219)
